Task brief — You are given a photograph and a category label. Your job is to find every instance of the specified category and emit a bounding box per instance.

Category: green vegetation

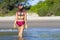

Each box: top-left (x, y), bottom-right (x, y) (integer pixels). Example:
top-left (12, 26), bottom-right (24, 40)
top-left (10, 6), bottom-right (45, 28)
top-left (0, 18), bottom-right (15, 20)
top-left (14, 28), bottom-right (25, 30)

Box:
top-left (0, 0), bottom-right (60, 16)
top-left (0, 0), bottom-right (31, 16)
top-left (0, 32), bottom-right (18, 36)
top-left (0, 0), bottom-right (21, 16)
top-left (30, 0), bottom-right (60, 16)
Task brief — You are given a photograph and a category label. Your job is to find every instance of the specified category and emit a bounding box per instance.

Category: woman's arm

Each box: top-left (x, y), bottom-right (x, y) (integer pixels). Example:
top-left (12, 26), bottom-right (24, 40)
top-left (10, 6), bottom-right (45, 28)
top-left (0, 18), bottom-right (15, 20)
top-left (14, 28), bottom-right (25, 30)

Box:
top-left (14, 12), bottom-right (18, 28)
top-left (24, 11), bottom-right (28, 29)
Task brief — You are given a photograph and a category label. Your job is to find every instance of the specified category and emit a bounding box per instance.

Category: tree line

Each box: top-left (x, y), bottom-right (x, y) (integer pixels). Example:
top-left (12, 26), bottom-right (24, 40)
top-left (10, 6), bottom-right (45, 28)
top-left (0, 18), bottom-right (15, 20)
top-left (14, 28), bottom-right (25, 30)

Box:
top-left (0, 0), bottom-right (31, 16)
top-left (30, 0), bottom-right (60, 16)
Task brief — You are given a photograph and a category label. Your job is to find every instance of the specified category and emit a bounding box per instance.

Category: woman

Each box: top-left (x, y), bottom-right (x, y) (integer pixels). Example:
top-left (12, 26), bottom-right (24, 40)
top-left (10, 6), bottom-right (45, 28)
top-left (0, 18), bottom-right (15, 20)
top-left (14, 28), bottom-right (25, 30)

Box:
top-left (14, 4), bottom-right (27, 37)
top-left (18, 36), bottom-right (23, 40)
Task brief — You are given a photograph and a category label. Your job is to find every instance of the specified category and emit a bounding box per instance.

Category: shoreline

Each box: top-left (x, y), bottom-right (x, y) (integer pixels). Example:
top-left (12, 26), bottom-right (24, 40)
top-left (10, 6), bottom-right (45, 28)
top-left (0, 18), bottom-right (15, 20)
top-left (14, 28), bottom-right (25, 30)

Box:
top-left (0, 16), bottom-right (60, 21)
top-left (0, 16), bottom-right (60, 29)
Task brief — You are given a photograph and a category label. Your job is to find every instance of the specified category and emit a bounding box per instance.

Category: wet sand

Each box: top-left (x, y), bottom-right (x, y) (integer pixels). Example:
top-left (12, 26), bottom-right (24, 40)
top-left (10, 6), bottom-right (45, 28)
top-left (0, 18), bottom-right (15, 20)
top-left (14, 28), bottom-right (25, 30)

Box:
top-left (0, 20), bottom-right (60, 29)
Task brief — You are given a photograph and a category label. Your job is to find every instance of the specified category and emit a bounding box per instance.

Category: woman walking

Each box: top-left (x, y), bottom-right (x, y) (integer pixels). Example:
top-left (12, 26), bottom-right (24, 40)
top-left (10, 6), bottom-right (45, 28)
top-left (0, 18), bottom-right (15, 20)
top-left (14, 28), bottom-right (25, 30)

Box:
top-left (14, 4), bottom-right (27, 37)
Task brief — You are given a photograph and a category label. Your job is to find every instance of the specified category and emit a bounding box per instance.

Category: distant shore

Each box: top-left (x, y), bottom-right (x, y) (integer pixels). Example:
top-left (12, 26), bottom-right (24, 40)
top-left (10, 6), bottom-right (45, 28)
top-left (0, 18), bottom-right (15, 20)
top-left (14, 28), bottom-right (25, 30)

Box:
top-left (0, 16), bottom-right (60, 21)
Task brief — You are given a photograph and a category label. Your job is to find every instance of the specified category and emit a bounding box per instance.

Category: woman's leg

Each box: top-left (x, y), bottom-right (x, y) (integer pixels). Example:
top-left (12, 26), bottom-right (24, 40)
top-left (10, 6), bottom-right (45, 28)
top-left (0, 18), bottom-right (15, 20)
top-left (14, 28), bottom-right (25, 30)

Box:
top-left (17, 25), bottom-right (24, 37)
top-left (18, 36), bottom-right (24, 40)
top-left (17, 27), bottom-right (21, 37)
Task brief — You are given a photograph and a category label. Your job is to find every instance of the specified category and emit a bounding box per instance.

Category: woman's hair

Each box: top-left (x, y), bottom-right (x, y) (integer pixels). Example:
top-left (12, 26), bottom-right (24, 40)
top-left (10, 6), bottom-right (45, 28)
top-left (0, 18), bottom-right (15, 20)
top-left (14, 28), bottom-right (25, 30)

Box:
top-left (18, 4), bottom-right (23, 7)
top-left (18, 4), bottom-right (23, 12)
top-left (17, 4), bottom-right (26, 12)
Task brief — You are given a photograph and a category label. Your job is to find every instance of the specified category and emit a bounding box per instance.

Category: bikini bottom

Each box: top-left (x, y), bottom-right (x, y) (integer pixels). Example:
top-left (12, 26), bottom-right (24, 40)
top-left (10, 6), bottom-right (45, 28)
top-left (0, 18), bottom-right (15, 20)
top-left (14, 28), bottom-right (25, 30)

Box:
top-left (16, 20), bottom-right (25, 27)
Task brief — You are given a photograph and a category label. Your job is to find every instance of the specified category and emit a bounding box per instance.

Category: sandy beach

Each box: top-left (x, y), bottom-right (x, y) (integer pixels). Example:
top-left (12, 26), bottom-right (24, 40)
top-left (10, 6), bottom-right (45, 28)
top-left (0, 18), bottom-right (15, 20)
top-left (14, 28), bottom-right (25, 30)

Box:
top-left (0, 14), bottom-right (60, 28)
top-left (0, 16), bottom-right (60, 21)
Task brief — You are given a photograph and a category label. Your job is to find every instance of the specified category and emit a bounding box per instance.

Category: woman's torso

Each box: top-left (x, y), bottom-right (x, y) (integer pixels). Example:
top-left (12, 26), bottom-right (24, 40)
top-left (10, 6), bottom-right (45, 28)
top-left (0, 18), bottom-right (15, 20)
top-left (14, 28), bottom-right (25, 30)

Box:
top-left (17, 11), bottom-right (25, 21)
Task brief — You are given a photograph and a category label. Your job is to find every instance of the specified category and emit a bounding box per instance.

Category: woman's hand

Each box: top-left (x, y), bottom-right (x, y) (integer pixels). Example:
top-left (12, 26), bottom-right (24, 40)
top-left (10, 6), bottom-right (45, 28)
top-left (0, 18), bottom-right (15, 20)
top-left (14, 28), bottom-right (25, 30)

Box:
top-left (14, 23), bottom-right (16, 29)
top-left (25, 24), bottom-right (28, 29)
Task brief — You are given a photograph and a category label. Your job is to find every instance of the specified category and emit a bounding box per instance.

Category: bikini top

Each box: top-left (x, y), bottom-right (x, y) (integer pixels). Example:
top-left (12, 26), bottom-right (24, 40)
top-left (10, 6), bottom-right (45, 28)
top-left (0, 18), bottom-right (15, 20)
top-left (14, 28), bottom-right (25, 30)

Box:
top-left (17, 12), bottom-right (25, 20)
top-left (18, 12), bottom-right (24, 16)
top-left (17, 12), bottom-right (24, 16)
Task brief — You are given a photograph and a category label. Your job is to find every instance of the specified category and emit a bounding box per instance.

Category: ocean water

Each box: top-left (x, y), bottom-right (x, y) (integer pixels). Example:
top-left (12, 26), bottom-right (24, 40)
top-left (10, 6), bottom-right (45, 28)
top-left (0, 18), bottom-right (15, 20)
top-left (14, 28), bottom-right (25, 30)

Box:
top-left (0, 28), bottom-right (60, 40)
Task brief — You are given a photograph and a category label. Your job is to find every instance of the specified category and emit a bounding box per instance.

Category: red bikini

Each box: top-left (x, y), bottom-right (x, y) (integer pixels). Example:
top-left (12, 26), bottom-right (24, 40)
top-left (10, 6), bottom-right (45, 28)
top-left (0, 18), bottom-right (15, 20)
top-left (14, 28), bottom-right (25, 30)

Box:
top-left (16, 21), bottom-right (25, 27)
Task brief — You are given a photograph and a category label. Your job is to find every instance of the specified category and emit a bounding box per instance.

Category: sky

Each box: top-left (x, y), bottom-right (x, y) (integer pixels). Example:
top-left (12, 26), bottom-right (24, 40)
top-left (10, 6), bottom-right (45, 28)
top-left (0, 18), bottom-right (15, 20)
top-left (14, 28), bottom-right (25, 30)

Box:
top-left (29, 0), bottom-right (45, 5)
top-left (0, 0), bottom-right (45, 6)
